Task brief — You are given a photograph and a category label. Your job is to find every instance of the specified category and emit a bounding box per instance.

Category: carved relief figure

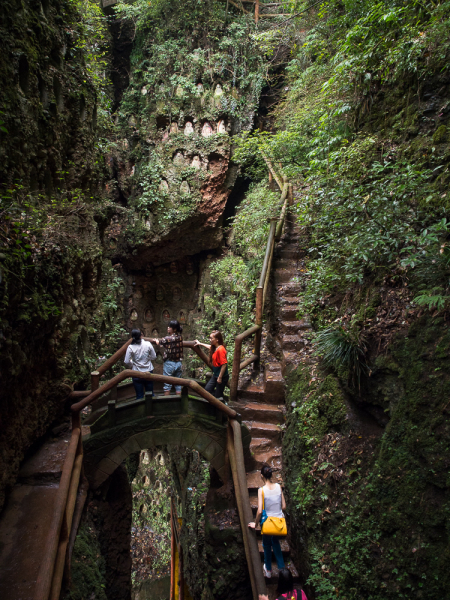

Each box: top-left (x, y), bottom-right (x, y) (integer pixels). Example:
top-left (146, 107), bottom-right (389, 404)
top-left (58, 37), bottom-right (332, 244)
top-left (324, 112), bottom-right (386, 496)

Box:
top-left (184, 121), bottom-right (194, 136)
top-left (179, 311), bottom-right (186, 323)
top-left (173, 287), bottom-right (182, 302)
top-left (214, 84), bottom-right (223, 96)
top-left (156, 286), bottom-right (165, 301)
top-left (173, 151), bottom-right (185, 166)
top-left (145, 309), bottom-right (153, 322)
top-left (202, 122), bottom-right (213, 137)
top-left (180, 181), bottom-right (190, 195)
top-left (217, 120), bottom-right (226, 133)
top-left (130, 309), bottom-right (138, 321)
top-left (159, 179), bottom-right (169, 193)
top-left (191, 155), bottom-right (201, 169)
top-left (170, 261), bottom-right (178, 274)
top-left (170, 122), bottom-right (178, 134)
top-left (162, 310), bottom-right (170, 321)
top-left (186, 260), bottom-right (194, 275)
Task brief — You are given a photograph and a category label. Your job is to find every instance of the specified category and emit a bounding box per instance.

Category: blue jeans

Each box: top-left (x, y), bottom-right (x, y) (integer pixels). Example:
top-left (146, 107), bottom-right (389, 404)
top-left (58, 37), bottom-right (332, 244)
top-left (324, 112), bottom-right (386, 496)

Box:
top-left (133, 375), bottom-right (153, 400)
top-left (263, 535), bottom-right (285, 571)
top-left (163, 360), bottom-right (182, 392)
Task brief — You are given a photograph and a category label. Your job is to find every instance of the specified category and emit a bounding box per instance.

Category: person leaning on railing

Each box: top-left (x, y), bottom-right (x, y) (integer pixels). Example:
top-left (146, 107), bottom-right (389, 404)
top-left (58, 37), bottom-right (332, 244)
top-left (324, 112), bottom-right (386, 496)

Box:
top-left (152, 320), bottom-right (184, 396)
top-left (194, 330), bottom-right (229, 400)
top-left (124, 329), bottom-right (157, 399)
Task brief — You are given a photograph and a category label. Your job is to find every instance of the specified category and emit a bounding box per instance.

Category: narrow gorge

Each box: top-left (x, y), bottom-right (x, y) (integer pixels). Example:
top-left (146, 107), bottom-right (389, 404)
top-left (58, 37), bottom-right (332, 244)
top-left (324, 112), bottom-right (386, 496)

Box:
top-left (1, 0), bottom-right (450, 599)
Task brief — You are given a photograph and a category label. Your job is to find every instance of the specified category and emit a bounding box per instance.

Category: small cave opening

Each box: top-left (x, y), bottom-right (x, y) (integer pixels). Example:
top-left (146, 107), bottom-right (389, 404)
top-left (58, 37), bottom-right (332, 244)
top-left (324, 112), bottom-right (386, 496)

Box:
top-left (79, 93), bottom-right (86, 121)
top-left (53, 76), bottom-right (63, 112)
top-left (222, 174), bottom-right (252, 228)
top-left (18, 55), bottom-right (29, 95)
top-left (37, 73), bottom-right (49, 108)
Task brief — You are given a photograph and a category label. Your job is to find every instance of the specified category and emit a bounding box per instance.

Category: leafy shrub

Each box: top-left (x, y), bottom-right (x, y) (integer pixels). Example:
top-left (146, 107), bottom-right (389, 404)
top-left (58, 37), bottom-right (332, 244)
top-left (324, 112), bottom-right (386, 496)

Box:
top-left (315, 325), bottom-right (368, 388)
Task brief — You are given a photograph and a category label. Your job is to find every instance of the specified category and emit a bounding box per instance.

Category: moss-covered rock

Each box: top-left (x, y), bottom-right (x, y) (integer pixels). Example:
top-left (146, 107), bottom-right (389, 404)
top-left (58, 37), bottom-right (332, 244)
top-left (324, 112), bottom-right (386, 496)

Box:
top-left (284, 317), bottom-right (450, 600)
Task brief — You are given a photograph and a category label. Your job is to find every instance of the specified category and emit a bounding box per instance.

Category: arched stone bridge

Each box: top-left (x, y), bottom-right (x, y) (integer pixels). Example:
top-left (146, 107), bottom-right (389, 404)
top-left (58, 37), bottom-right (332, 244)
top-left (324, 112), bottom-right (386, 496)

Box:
top-left (83, 390), bottom-right (251, 489)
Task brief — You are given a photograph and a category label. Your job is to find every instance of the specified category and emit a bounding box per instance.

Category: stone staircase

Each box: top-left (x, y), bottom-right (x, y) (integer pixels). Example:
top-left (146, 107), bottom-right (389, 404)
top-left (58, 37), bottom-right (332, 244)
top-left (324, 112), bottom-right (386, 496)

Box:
top-left (229, 208), bottom-right (311, 593)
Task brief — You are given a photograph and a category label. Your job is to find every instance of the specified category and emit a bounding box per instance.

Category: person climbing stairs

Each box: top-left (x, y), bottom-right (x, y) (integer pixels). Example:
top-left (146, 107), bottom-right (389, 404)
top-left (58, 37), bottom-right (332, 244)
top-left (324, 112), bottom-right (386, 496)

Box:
top-left (230, 205), bottom-right (311, 593)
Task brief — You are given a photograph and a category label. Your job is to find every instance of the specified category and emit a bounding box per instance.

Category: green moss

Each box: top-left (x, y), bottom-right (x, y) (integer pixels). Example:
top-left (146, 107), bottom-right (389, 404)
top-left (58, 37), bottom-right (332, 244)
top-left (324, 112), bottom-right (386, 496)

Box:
top-left (433, 125), bottom-right (448, 144)
top-left (64, 518), bottom-right (107, 600)
top-left (284, 317), bottom-right (450, 599)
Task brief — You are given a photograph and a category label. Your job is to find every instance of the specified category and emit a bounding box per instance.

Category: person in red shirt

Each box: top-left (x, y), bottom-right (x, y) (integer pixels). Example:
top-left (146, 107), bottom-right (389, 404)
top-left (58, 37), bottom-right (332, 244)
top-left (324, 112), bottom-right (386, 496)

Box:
top-left (194, 330), bottom-right (229, 399)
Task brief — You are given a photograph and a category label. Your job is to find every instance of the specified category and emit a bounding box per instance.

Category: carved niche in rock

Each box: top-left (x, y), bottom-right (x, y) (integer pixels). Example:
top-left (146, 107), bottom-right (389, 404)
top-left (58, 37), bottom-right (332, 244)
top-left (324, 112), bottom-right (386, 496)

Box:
top-left (173, 287), bottom-right (182, 302)
top-left (162, 310), bottom-right (170, 321)
top-left (186, 260), bottom-right (194, 275)
top-left (217, 120), bottom-right (227, 134)
top-left (191, 155), bottom-right (201, 169)
top-left (180, 181), bottom-right (190, 195)
top-left (173, 151), bottom-right (185, 166)
top-left (170, 261), bottom-right (178, 274)
top-left (202, 122), bottom-right (213, 137)
top-left (134, 288), bottom-right (143, 299)
top-left (184, 121), bottom-right (194, 136)
top-left (156, 286), bottom-right (165, 301)
top-left (130, 309), bottom-right (138, 322)
top-left (152, 328), bottom-right (159, 337)
top-left (146, 263), bottom-right (154, 277)
top-left (159, 179), bottom-right (169, 193)
top-left (179, 311), bottom-right (186, 324)
top-left (145, 309), bottom-right (153, 322)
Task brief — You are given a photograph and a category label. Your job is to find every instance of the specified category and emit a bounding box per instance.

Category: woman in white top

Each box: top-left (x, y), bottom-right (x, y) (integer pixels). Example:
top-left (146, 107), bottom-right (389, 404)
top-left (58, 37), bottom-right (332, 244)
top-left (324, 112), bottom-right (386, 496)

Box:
top-left (124, 329), bottom-right (157, 399)
top-left (248, 465), bottom-right (286, 578)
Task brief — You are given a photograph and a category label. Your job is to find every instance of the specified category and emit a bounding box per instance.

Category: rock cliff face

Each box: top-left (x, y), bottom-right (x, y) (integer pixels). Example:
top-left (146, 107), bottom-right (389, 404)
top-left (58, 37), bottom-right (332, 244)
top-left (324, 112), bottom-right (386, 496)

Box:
top-left (283, 316), bottom-right (450, 599)
top-left (0, 0), bottom-right (110, 510)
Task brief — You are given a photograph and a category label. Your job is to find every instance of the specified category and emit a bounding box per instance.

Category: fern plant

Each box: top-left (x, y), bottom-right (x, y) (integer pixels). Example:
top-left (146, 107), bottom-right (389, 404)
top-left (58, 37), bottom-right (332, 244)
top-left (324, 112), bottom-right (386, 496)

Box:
top-left (314, 325), bottom-right (368, 389)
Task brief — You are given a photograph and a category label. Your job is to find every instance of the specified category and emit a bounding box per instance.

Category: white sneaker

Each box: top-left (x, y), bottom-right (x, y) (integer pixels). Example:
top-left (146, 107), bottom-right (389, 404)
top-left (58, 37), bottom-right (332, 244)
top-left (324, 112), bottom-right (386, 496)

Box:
top-left (263, 565), bottom-right (272, 578)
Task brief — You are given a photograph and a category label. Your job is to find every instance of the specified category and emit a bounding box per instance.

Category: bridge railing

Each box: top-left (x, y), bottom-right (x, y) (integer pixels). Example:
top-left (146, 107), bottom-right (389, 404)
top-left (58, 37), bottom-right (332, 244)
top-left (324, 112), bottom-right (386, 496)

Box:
top-left (229, 164), bottom-right (293, 402)
top-left (36, 369), bottom-right (266, 600)
top-left (88, 339), bottom-right (211, 397)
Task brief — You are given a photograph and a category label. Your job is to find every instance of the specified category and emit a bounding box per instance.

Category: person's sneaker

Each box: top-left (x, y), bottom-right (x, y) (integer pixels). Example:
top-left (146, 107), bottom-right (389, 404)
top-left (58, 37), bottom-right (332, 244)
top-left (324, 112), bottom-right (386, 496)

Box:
top-left (263, 565), bottom-right (272, 578)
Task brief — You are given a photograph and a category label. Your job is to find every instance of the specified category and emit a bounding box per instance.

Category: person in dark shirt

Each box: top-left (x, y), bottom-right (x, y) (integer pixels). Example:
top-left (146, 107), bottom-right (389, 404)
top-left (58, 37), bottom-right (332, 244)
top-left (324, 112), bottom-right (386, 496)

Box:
top-left (155, 320), bottom-right (183, 395)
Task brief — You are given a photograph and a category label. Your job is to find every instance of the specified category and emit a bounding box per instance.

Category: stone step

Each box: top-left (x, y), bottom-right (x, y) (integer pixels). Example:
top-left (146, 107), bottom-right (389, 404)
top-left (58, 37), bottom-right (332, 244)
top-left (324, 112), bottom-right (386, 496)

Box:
top-left (252, 449), bottom-right (282, 472)
top-left (274, 258), bottom-right (299, 271)
top-left (262, 561), bottom-right (300, 583)
top-left (282, 335), bottom-right (305, 352)
top-left (0, 431), bottom-right (72, 600)
top-left (258, 539), bottom-right (291, 557)
top-left (274, 269), bottom-right (298, 285)
top-left (280, 320), bottom-right (312, 334)
top-left (281, 307), bottom-right (298, 320)
top-left (264, 364), bottom-right (285, 403)
top-left (237, 382), bottom-right (266, 402)
top-left (276, 247), bottom-right (300, 260)
top-left (278, 281), bottom-right (302, 295)
top-left (242, 421), bottom-right (282, 441)
top-left (230, 402), bottom-right (284, 425)
top-left (246, 470), bottom-right (282, 490)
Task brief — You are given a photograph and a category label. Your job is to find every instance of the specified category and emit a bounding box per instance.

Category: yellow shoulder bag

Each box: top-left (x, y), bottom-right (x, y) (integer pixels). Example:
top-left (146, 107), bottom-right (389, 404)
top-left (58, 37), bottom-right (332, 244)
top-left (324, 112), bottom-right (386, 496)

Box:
top-left (260, 487), bottom-right (287, 537)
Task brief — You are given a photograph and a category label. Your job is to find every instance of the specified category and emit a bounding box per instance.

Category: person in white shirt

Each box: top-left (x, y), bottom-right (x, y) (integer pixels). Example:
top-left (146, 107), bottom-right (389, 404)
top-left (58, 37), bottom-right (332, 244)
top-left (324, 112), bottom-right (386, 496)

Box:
top-left (124, 329), bottom-right (157, 399)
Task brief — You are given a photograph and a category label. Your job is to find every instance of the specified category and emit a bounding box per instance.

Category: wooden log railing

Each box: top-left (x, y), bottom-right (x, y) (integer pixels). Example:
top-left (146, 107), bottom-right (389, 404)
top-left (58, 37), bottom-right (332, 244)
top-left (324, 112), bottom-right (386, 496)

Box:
top-left (36, 368), bottom-right (266, 600)
top-left (229, 165), bottom-right (293, 402)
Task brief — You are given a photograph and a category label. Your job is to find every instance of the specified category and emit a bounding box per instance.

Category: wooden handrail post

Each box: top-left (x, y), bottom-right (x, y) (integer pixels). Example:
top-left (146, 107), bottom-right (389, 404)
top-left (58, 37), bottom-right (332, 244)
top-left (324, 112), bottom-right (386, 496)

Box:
top-left (288, 183), bottom-right (294, 205)
top-left (91, 371), bottom-right (100, 392)
top-left (254, 286), bottom-right (263, 362)
top-left (255, 0), bottom-right (259, 23)
top-left (230, 337), bottom-right (243, 403)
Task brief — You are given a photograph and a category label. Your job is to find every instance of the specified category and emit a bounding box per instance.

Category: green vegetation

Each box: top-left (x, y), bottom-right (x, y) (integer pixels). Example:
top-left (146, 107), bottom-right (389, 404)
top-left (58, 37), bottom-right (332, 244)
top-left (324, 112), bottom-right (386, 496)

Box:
top-left (65, 517), bottom-right (108, 600)
top-left (235, 0), bottom-right (450, 321)
top-left (193, 181), bottom-right (279, 363)
top-left (284, 318), bottom-right (450, 599)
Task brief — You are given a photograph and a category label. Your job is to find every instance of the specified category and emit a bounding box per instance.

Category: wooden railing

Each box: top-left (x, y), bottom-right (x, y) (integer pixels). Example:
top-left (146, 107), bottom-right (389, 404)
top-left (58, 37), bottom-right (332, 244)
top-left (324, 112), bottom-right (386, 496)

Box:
top-left (35, 370), bottom-right (265, 600)
top-left (229, 166), bottom-right (293, 402)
